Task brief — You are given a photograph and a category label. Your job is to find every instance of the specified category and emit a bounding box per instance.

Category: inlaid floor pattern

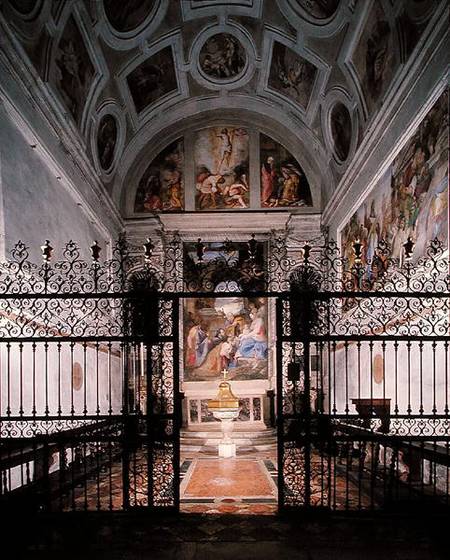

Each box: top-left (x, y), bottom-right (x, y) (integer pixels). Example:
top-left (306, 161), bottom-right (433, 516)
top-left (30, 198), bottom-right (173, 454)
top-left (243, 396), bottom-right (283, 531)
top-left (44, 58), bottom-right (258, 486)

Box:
top-left (180, 457), bottom-right (278, 514)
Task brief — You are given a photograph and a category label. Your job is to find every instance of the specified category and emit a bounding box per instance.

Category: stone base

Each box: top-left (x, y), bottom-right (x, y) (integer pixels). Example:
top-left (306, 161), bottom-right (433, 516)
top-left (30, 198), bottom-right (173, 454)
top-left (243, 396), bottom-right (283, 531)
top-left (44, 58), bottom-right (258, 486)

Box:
top-left (218, 442), bottom-right (236, 458)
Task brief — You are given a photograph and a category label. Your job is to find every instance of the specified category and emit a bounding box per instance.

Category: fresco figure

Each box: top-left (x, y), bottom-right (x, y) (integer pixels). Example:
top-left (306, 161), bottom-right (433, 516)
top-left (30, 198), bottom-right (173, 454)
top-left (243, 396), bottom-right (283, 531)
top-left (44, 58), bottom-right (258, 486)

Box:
top-left (268, 42), bottom-right (317, 109)
top-left (52, 16), bottom-right (94, 124)
top-left (97, 114), bottom-right (117, 171)
top-left (134, 139), bottom-right (184, 213)
top-left (127, 46), bottom-right (177, 114)
top-left (341, 89), bottom-right (448, 281)
top-left (352, 2), bottom-right (397, 115)
top-left (330, 103), bottom-right (352, 162)
top-left (199, 33), bottom-right (246, 80)
top-left (234, 309), bottom-right (268, 362)
top-left (103, 0), bottom-right (155, 32)
top-left (186, 323), bottom-right (210, 368)
top-left (261, 156), bottom-right (277, 205)
top-left (260, 134), bottom-right (312, 207)
top-left (195, 127), bottom-right (249, 210)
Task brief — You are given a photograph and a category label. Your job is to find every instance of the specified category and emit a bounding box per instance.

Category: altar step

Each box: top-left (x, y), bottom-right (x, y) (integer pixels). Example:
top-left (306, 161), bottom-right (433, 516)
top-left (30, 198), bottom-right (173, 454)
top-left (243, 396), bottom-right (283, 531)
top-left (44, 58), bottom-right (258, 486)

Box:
top-left (180, 426), bottom-right (277, 455)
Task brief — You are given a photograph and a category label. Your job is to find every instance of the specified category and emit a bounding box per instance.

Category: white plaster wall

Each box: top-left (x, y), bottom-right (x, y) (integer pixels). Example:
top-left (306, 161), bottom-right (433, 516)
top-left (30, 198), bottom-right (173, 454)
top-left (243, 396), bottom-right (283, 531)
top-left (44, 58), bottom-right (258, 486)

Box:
top-left (0, 111), bottom-right (109, 260)
top-left (0, 340), bottom-right (123, 418)
top-left (324, 340), bottom-right (449, 417)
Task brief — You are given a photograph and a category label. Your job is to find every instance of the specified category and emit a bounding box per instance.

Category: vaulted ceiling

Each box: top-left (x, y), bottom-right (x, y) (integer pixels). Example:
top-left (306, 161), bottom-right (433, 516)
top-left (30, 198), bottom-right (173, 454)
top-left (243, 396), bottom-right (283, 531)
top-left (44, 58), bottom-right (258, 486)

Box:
top-left (0, 0), bottom-right (439, 216)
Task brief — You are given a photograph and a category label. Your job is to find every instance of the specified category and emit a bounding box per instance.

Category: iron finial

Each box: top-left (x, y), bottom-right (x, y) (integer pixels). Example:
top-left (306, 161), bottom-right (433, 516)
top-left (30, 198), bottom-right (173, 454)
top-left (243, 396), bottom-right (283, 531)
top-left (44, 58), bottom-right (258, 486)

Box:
top-left (90, 240), bottom-right (101, 262)
top-left (41, 240), bottom-right (53, 262)
top-left (352, 238), bottom-right (363, 264)
top-left (143, 237), bottom-right (154, 262)
top-left (247, 233), bottom-right (257, 259)
top-left (196, 238), bottom-right (205, 262)
top-left (302, 242), bottom-right (311, 262)
top-left (403, 237), bottom-right (415, 261)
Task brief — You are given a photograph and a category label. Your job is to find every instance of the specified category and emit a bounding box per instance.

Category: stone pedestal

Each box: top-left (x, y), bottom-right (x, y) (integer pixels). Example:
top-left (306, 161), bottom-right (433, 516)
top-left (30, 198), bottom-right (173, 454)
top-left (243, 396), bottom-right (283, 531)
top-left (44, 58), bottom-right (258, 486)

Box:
top-left (218, 442), bottom-right (236, 458)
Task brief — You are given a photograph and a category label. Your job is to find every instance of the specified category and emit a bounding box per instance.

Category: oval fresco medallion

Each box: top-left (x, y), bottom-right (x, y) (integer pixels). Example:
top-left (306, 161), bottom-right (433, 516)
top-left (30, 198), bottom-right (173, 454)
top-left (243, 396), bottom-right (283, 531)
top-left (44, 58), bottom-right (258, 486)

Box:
top-left (103, 0), bottom-right (156, 33)
top-left (373, 353), bottom-right (384, 384)
top-left (97, 114), bottom-right (118, 172)
top-left (330, 102), bottom-right (352, 162)
top-left (199, 33), bottom-right (246, 81)
top-left (72, 361), bottom-right (83, 391)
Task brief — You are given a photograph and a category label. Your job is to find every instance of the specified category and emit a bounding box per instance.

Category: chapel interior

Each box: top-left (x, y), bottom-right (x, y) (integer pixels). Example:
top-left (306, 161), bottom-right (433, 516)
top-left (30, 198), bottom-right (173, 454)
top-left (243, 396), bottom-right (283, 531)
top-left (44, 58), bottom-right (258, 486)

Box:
top-left (0, 1), bottom-right (448, 558)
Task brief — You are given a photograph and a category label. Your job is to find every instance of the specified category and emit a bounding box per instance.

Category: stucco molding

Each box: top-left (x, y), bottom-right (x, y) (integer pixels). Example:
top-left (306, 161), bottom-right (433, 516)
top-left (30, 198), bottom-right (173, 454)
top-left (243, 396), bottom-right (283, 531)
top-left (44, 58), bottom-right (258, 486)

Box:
top-left (115, 30), bottom-right (189, 131)
top-left (95, 0), bottom-right (169, 51)
top-left (89, 99), bottom-right (127, 183)
top-left (188, 20), bottom-right (258, 91)
top-left (257, 26), bottom-right (331, 128)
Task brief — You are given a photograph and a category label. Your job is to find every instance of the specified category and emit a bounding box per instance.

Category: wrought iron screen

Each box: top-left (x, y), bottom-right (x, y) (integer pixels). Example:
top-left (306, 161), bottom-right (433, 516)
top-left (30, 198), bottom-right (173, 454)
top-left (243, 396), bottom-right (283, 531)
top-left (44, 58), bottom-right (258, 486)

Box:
top-left (276, 239), bottom-right (449, 511)
top-left (0, 234), bottom-right (448, 514)
top-left (0, 239), bottom-right (180, 512)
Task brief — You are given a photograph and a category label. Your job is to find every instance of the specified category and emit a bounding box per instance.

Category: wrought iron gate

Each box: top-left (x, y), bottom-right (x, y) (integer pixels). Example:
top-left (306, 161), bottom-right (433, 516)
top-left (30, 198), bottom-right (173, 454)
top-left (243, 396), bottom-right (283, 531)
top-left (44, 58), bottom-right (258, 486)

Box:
top-left (276, 239), bottom-right (449, 511)
top-left (0, 234), bottom-right (448, 514)
top-left (0, 240), bottom-right (180, 512)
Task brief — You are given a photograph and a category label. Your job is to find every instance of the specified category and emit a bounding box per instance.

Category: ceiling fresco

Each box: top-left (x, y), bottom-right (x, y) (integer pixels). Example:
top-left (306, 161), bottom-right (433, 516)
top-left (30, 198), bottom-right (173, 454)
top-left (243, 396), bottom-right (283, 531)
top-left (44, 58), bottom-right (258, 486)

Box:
top-left (0, 0), bottom-right (440, 215)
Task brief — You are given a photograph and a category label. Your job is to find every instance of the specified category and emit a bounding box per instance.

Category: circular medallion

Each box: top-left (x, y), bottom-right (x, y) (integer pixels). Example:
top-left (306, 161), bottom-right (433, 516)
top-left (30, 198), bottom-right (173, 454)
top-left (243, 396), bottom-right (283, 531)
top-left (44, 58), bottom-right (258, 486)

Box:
top-left (97, 114), bottom-right (118, 172)
top-left (199, 33), bottom-right (246, 81)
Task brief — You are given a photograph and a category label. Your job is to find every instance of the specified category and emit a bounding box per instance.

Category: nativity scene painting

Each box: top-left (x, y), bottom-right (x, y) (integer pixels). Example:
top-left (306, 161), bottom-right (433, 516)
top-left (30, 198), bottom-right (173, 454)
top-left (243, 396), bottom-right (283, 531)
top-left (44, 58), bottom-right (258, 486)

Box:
top-left (260, 134), bottom-right (312, 207)
top-left (134, 138), bottom-right (184, 212)
top-left (195, 127), bottom-right (250, 210)
top-left (341, 88), bottom-right (448, 279)
top-left (183, 297), bottom-right (269, 382)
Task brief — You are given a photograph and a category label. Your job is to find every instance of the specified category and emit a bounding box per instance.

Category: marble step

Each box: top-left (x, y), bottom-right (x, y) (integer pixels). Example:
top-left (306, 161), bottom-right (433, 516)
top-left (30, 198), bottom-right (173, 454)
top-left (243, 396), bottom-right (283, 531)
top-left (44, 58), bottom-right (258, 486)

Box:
top-left (181, 428), bottom-right (276, 440)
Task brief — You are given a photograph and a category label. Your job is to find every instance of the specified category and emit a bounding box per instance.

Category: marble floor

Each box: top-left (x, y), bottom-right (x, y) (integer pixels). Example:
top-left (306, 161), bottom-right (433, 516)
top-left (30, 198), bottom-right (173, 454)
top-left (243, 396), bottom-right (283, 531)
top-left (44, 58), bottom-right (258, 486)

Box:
top-left (180, 456), bottom-right (278, 514)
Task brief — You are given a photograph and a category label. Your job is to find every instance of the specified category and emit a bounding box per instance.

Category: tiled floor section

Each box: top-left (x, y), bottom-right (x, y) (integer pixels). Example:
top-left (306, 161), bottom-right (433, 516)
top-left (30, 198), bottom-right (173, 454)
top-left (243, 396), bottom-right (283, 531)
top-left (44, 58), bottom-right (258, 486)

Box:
top-left (181, 458), bottom-right (277, 498)
top-left (180, 456), bottom-right (278, 514)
